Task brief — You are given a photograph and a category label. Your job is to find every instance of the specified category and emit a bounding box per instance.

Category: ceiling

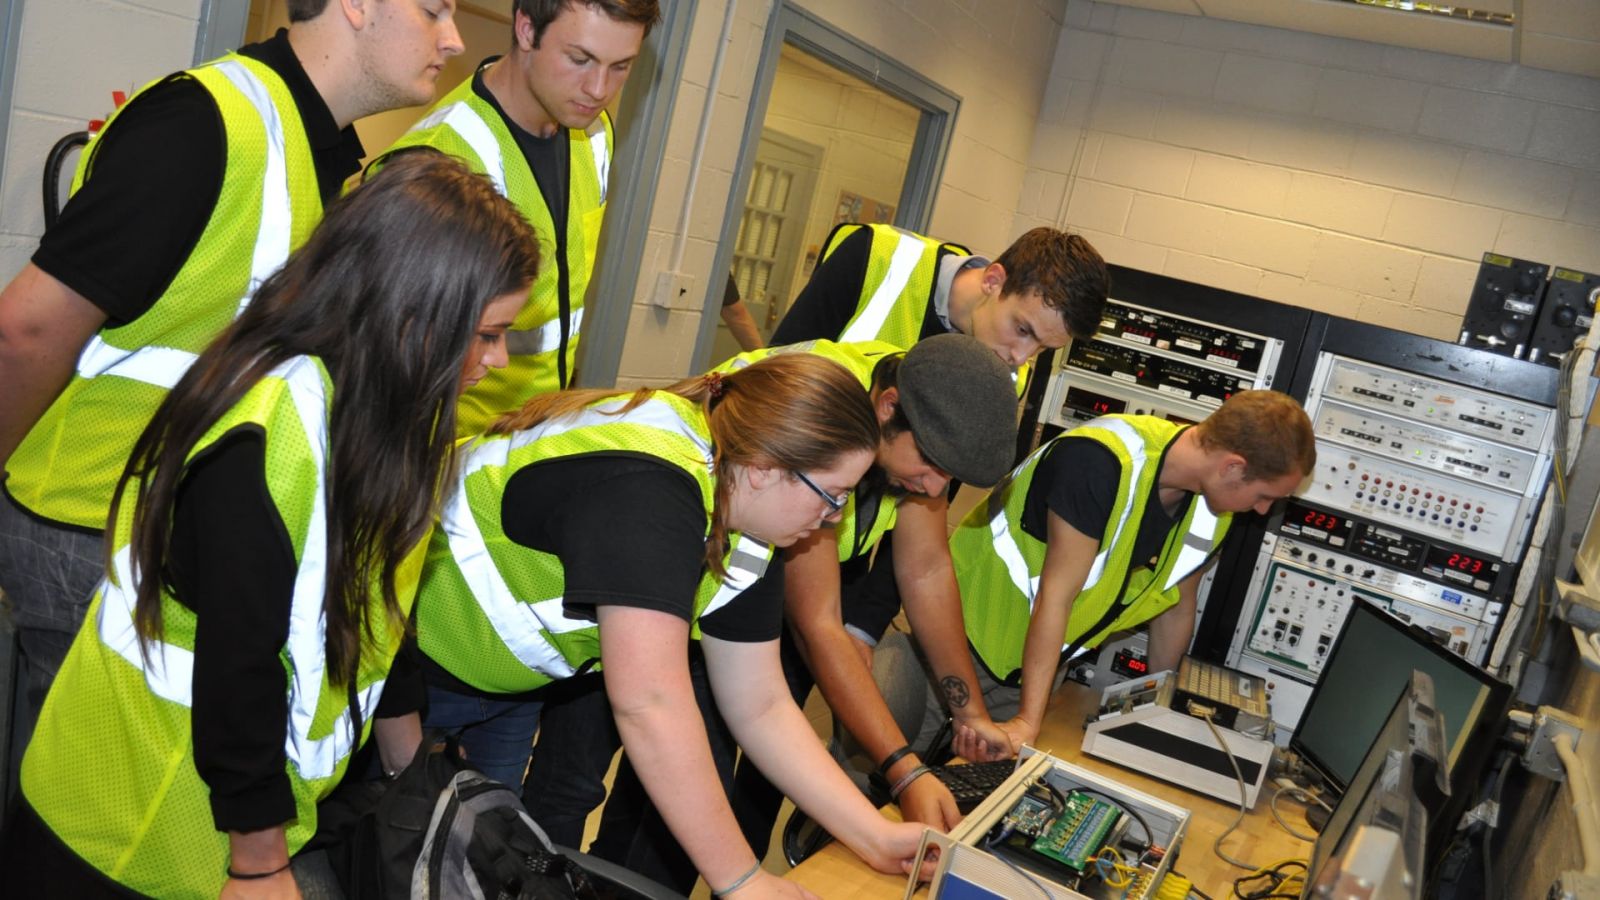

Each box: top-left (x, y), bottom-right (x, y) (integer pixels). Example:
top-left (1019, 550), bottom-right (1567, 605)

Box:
top-left (1092, 0), bottom-right (1600, 79)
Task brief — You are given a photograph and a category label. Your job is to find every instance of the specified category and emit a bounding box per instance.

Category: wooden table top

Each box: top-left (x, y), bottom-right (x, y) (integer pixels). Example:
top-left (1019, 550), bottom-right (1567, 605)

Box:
top-left (786, 680), bottom-right (1313, 897)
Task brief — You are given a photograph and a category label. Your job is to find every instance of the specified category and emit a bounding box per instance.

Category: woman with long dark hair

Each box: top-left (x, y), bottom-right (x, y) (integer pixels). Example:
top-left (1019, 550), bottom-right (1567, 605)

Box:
top-left (3, 151), bottom-right (540, 899)
top-left (412, 354), bottom-right (927, 897)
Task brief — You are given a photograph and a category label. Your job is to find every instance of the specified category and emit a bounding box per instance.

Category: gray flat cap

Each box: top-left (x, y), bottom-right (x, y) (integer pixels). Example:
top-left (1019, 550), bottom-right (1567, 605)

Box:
top-left (897, 333), bottom-right (1018, 487)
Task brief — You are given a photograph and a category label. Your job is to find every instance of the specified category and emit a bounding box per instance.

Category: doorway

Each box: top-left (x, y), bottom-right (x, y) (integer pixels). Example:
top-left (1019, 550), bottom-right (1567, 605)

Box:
top-left (697, 3), bottom-right (959, 367)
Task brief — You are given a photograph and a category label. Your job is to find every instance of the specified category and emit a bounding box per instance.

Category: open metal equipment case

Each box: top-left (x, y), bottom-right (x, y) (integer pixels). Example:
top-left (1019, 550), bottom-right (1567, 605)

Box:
top-left (905, 749), bottom-right (1191, 899)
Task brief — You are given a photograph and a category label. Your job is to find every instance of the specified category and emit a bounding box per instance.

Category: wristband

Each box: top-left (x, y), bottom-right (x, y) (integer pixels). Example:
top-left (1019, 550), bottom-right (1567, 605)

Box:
top-left (226, 859), bottom-right (292, 880)
top-left (877, 743), bottom-right (914, 777)
top-left (712, 860), bottom-right (762, 897)
top-left (889, 764), bottom-right (933, 800)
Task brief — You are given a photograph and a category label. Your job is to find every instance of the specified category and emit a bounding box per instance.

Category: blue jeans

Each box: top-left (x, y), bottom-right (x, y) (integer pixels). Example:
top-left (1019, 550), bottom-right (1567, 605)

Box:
top-left (422, 684), bottom-right (543, 788)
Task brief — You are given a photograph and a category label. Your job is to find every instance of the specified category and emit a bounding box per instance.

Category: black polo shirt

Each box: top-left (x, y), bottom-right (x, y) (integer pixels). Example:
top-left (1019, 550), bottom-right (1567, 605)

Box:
top-left (33, 29), bottom-right (364, 325)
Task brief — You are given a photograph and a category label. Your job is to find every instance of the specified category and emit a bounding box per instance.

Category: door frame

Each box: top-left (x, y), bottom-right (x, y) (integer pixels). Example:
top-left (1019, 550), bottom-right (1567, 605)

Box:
top-left (195, 0), bottom-right (251, 62)
top-left (689, 1), bottom-right (961, 369)
top-left (0, 0), bottom-right (22, 182)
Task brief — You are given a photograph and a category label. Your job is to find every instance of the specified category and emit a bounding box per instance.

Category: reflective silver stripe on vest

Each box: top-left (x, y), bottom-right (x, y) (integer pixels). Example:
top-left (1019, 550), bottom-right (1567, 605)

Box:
top-left (589, 128), bottom-right (609, 203)
top-left (444, 397), bottom-right (714, 675)
top-left (1164, 497), bottom-right (1221, 590)
top-left (504, 306), bottom-right (585, 357)
top-left (987, 417), bottom-right (1146, 609)
top-left (98, 548), bottom-right (195, 705)
top-left (215, 59), bottom-right (293, 315)
top-left (699, 536), bottom-right (772, 619)
top-left (95, 358), bottom-right (377, 780)
top-left (415, 101), bottom-right (508, 195)
top-left (1078, 418), bottom-right (1147, 593)
top-left (987, 445), bottom-right (1048, 605)
top-left (839, 230), bottom-right (927, 342)
top-left (75, 59), bottom-right (292, 388)
top-left (75, 342), bottom-right (198, 389)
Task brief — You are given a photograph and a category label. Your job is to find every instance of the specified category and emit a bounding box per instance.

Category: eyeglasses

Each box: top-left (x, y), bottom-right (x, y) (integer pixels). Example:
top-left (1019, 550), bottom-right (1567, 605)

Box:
top-left (793, 470), bottom-right (849, 517)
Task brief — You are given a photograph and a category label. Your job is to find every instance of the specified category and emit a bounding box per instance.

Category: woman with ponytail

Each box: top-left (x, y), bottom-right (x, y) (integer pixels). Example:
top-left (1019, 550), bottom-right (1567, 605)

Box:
top-left (3, 151), bottom-right (539, 899)
top-left (412, 353), bottom-right (926, 896)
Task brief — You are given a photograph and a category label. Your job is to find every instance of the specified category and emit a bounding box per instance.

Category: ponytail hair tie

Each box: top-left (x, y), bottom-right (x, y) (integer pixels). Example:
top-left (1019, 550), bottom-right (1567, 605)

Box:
top-left (704, 371), bottom-right (726, 399)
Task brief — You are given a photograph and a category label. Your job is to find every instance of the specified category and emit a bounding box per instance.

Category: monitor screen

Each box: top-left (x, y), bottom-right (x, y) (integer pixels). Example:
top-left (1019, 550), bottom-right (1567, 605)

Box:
top-left (1290, 599), bottom-right (1507, 791)
top-left (1303, 673), bottom-right (1430, 900)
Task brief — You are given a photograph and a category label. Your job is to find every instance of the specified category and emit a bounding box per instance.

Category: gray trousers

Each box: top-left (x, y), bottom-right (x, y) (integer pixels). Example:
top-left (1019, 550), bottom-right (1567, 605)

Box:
top-left (0, 488), bottom-right (105, 772)
top-left (842, 630), bottom-right (1022, 769)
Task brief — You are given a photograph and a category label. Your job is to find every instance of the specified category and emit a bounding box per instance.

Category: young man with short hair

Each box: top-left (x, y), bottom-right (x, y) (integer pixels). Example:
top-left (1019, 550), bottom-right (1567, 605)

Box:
top-left (388, 0), bottom-right (659, 434)
top-left (933, 391), bottom-right (1316, 759)
top-left (0, 0), bottom-right (466, 745)
top-left (773, 223), bottom-right (1108, 366)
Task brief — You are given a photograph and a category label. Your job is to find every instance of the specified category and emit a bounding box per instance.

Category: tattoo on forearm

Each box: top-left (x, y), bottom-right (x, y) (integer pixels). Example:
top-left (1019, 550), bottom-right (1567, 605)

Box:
top-left (940, 676), bottom-right (971, 709)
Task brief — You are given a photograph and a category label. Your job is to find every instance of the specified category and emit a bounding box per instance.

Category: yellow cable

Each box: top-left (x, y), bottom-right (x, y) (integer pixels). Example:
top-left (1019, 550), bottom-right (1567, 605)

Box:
top-left (1154, 871), bottom-right (1192, 900)
top-left (1095, 847), bottom-right (1139, 888)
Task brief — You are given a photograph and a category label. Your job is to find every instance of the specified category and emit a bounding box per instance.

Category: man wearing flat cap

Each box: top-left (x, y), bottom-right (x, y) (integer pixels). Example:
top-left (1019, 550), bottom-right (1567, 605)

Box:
top-left (586, 335), bottom-right (1020, 889)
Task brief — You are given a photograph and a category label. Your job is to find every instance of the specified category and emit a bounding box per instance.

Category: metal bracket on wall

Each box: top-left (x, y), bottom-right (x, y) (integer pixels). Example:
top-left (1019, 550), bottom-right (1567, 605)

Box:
top-left (1522, 706), bottom-right (1583, 781)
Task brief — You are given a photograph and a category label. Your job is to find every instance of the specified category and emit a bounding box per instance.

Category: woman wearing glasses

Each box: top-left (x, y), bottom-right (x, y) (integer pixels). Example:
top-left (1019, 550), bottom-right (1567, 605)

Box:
top-left (409, 352), bottom-right (927, 897)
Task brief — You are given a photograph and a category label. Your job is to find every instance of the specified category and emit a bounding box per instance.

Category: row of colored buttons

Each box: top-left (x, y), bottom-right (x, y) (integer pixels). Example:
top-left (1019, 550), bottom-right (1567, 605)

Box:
top-left (1352, 494), bottom-right (1481, 531)
top-left (1358, 475), bottom-right (1485, 511)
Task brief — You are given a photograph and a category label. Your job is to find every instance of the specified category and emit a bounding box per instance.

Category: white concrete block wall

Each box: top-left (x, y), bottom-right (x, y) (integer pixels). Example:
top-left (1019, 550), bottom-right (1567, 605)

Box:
top-left (0, 0), bottom-right (204, 283)
top-left (616, 0), bottom-right (1071, 384)
top-left (1018, 0), bottom-right (1600, 340)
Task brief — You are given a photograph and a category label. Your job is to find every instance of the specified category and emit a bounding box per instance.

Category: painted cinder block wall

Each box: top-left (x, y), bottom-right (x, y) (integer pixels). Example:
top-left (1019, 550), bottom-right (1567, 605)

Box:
top-left (0, 0), bottom-right (204, 283)
top-left (1013, 1), bottom-right (1600, 340)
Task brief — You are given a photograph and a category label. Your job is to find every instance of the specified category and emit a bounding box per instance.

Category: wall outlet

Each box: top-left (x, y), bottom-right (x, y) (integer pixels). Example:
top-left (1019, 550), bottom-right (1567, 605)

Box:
top-left (651, 271), bottom-right (697, 309)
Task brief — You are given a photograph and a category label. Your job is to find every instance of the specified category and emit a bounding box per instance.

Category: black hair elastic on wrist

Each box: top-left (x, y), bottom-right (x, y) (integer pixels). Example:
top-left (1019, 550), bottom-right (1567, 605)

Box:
top-left (226, 860), bottom-right (292, 881)
top-left (877, 743), bottom-right (914, 777)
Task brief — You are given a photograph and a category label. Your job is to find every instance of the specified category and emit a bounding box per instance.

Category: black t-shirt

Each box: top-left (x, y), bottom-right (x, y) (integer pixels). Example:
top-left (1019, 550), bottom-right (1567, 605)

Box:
top-left (166, 430), bottom-right (426, 833)
top-left (1021, 436), bottom-right (1191, 569)
top-left (770, 226), bottom-right (949, 345)
top-left (470, 57), bottom-right (576, 386)
top-left (470, 60), bottom-right (570, 240)
top-left (33, 29), bottom-right (364, 325)
top-left (421, 455), bottom-right (784, 698)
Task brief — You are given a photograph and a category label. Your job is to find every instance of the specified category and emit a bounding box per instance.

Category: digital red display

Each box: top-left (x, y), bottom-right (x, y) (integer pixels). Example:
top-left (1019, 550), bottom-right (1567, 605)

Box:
top-left (1301, 509), bottom-right (1341, 532)
top-left (1064, 387), bottom-right (1128, 417)
top-left (1111, 649), bottom-right (1148, 677)
top-left (1445, 552), bottom-right (1485, 575)
top-left (1424, 545), bottom-right (1494, 582)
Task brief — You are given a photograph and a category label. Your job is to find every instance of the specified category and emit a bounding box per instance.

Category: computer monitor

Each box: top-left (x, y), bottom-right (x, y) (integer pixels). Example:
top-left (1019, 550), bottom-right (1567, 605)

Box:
top-left (1301, 671), bottom-right (1437, 900)
top-left (1290, 599), bottom-right (1509, 870)
top-left (1291, 599), bottom-right (1508, 792)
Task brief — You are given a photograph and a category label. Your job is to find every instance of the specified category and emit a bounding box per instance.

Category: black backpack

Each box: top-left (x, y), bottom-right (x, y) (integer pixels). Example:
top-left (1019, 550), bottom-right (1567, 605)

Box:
top-left (413, 769), bottom-right (599, 900)
top-left (319, 736), bottom-right (680, 899)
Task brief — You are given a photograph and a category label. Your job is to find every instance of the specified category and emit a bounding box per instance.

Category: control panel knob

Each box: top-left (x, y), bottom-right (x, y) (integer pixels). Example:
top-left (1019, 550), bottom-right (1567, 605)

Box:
top-left (1554, 305), bottom-right (1577, 327)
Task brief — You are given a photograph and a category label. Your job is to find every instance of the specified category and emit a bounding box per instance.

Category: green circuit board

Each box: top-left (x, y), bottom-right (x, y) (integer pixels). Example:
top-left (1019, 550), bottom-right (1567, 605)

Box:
top-left (1030, 792), bottom-right (1122, 871)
